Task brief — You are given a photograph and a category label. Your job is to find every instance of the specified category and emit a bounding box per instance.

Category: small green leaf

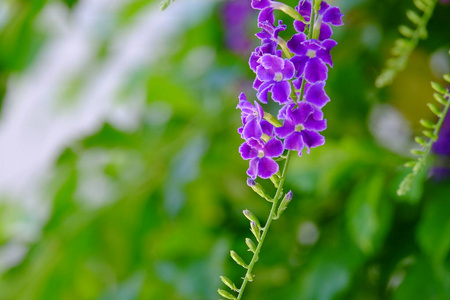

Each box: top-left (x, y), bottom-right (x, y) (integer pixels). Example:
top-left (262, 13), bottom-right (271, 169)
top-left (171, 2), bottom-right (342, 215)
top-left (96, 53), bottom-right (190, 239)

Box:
top-left (422, 130), bottom-right (437, 140)
top-left (230, 251), bottom-right (248, 269)
top-left (413, 0), bottom-right (427, 11)
top-left (398, 25), bottom-right (414, 38)
top-left (220, 276), bottom-right (239, 292)
top-left (431, 82), bottom-right (447, 94)
top-left (404, 161), bottom-right (417, 168)
top-left (406, 10), bottom-right (421, 24)
top-left (415, 136), bottom-right (427, 146)
top-left (433, 92), bottom-right (448, 105)
top-left (411, 149), bottom-right (425, 156)
top-left (218, 289), bottom-right (237, 300)
top-left (245, 238), bottom-right (257, 253)
top-left (419, 119), bottom-right (435, 129)
top-left (427, 103), bottom-right (442, 117)
top-left (443, 74), bottom-right (450, 82)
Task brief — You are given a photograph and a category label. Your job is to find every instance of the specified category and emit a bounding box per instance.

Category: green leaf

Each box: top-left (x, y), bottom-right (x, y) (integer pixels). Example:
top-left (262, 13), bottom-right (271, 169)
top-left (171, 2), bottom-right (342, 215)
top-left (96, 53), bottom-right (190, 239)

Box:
top-left (406, 10), bottom-right (421, 24)
top-left (419, 119), bottom-right (435, 129)
top-left (398, 25), bottom-right (414, 38)
top-left (427, 102), bottom-right (442, 117)
top-left (433, 92), bottom-right (448, 105)
top-left (431, 81), bottom-right (447, 94)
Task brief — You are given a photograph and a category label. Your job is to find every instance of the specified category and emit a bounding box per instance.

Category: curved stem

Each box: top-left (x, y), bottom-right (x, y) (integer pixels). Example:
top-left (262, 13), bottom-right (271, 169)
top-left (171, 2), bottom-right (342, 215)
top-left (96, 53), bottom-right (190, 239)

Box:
top-left (236, 151), bottom-right (292, 300)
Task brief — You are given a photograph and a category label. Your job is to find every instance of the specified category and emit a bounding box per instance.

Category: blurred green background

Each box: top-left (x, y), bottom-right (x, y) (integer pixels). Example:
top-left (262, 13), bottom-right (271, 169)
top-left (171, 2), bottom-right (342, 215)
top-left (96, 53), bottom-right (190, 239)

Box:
top-left (0, 0), bottom-right (449, 299)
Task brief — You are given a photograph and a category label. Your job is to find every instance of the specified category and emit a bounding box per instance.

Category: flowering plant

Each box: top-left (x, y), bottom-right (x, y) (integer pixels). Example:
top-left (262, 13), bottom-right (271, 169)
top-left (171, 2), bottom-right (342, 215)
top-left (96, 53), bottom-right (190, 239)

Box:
top-left (218, 1), bottom-right (343, 299)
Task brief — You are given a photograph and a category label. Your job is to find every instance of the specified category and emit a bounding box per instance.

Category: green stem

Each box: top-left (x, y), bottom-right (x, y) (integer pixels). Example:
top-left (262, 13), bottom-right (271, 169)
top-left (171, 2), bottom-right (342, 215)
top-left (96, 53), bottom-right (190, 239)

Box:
top-left (236, 151), bottom-right (292, 300)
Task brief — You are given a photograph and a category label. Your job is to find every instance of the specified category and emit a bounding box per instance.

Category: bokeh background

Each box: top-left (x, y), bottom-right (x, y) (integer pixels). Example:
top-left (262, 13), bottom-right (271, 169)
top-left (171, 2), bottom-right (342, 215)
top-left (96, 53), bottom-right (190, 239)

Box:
top-left (0, 0), bottom-right (449, 299)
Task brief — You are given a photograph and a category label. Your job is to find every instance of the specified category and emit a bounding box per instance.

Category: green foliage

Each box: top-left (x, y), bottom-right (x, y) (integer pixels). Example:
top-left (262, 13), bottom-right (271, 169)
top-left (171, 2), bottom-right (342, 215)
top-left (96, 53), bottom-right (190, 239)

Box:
top-left (375, 0), bottom-right (437, 88)
top-left (397, 72), bottom-right (450, 196)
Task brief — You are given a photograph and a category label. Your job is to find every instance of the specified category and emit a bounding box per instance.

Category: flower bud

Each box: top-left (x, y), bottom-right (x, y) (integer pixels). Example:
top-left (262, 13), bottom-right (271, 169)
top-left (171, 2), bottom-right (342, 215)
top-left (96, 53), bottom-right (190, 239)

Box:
top-left (243, 210), bottom-right (261, 227)
top-left (220, 276), bottom-right (239, 292)
top-left (247, 178), bottom-right (272, 201)
top-left (263, 112), bottom-right (282, 127)
top-left (230, 250), bottom-right (248, 269)
top-left (250, 221), bottom-right (261, 241)
top-left (245, 238), bottom-right (257, 253)
top-left (218, 288), bottom-right (237, 300)
top-left (276, 190), bottom-right (293, 218)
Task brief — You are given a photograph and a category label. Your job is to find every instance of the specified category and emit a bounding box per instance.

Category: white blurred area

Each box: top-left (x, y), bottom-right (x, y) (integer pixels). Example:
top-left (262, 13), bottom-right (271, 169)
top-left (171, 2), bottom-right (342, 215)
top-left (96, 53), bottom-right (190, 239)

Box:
top-left (0, 0), bottom-right (217, 273)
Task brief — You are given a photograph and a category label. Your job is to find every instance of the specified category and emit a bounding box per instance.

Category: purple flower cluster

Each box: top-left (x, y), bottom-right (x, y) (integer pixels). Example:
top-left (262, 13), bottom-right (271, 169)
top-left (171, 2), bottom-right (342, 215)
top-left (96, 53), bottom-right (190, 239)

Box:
top-left (238, 0), bottom-right (343, 180)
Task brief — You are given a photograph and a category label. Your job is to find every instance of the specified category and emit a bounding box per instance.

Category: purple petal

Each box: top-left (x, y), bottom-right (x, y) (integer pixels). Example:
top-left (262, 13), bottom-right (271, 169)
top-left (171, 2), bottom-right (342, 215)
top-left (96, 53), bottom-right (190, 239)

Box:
top-left (290, 55), bottom-right (308, 78)
top-left (239, 142), bottom-right (259, 160)
top-left (294, 20), bottom-right (306, 33)
top-left (281, 59), bottom-right (295, 79)
top-left (271, 81), bottom-right (291, 104)
top-left (301, 130), bottom-right (325, 153)
top-left (263, 138), bottom-right (284, 157)
top-left (256, 65), bottom-right (276, 81)
top-left (304, 57), bottom-right (328, 83)
top-left (254, 101), bottom-right (264, 121)
top-left (251, 0), bottom-right (271, 10)
top-left (305, 81), bottom-right (330, 108)
top-left (284, 132), bottom-right (305, 154)
top-left (257, 157), bottom-right (279, 178)
top-left (249, 52), bottom-right (260, 73)
top-left (256, 81), bottom-right (271, 104)
top-left (323, 6), bottom-right (344, 26)
top-left (247, 158), bottom-right (259, 179)
top-left (275, 121), bottom-right (295, 138)
top-left (258, 7), bottom-right (274, 23)
top-left (243, 119), bottom-right (263, 140)
top-left (259, 54), bottom-right (284, 72)
top-left (318, 23), bottom-right (333, 41)
top-left (295, 0), bottom-right (312, 21)
top-left (304, 117), bottom-right (327, 131)
top-left (287, 33), bottom-right (307, 55)
top-left (289, 102), bottom-right (314, 124)
top-left (261, 120), bottom-right (275, 136)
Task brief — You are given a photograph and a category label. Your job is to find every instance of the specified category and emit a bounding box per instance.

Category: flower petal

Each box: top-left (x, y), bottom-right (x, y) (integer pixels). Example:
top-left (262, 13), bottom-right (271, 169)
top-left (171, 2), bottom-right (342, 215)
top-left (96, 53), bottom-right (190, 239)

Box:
top-left (243, 118), bottom-right (263, 140)
top-left (301, 130), bottom-right (325, 153)
top-left (287, 33), bottom-right (307, 55)
top-left (251, 0), bottom-right (271, 10)
top-left (284, 132), bottom-right (304, 155)
top-left (247, 158), bottom-right (259, 179)
top-left (304, 117), bottom-right (327, 131)
top-left (290, 55), bottom-right (308, 78)
top-left (257, 157), bottom-right (279, 178)
top-left (264, 138), bottom-right (284, 157)
top-left (271, 81), bottom-right (291, 104)
top-left (304, 57), bottom-right (328, 83)
top-left (259, 54), bottom-right (284, 72)
top-left (305, 81), bottom-right (330, 108)
top-left (323, 6), bottom-right (344, 26)
top-left (275, 121), bottom-right (295, 138)
top-left (318, 23), bottom-right (333, 41)
top-left (239, 142), bottom-right (259, 160)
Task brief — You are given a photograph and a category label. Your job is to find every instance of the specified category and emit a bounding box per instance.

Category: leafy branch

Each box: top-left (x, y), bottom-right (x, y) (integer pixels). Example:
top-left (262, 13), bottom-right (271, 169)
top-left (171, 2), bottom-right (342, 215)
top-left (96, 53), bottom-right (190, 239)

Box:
top-left (218, 153), bottom-right (293, 300)
top-left (397, 72), bottom-right (450, 196)
top-left (375, 0), bottom-right (437, 88)
top-left (160, 0), bottom-right (176, 11)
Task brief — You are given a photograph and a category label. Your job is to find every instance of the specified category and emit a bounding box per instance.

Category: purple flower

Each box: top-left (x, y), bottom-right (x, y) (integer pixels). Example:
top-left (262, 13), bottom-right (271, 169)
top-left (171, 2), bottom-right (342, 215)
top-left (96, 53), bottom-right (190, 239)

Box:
top-left (275, 102), bottom-right (326, 155)
top-left (287, 33), bottom-right (336, 83)
top-left (294, 0), bottom-right (343, 41)
top-left (255, 54), bottom-right (295, 104)
top-left (237, 93), bottom-right (264, 140)
top-left (239, 138), bottom-right (284, 179)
